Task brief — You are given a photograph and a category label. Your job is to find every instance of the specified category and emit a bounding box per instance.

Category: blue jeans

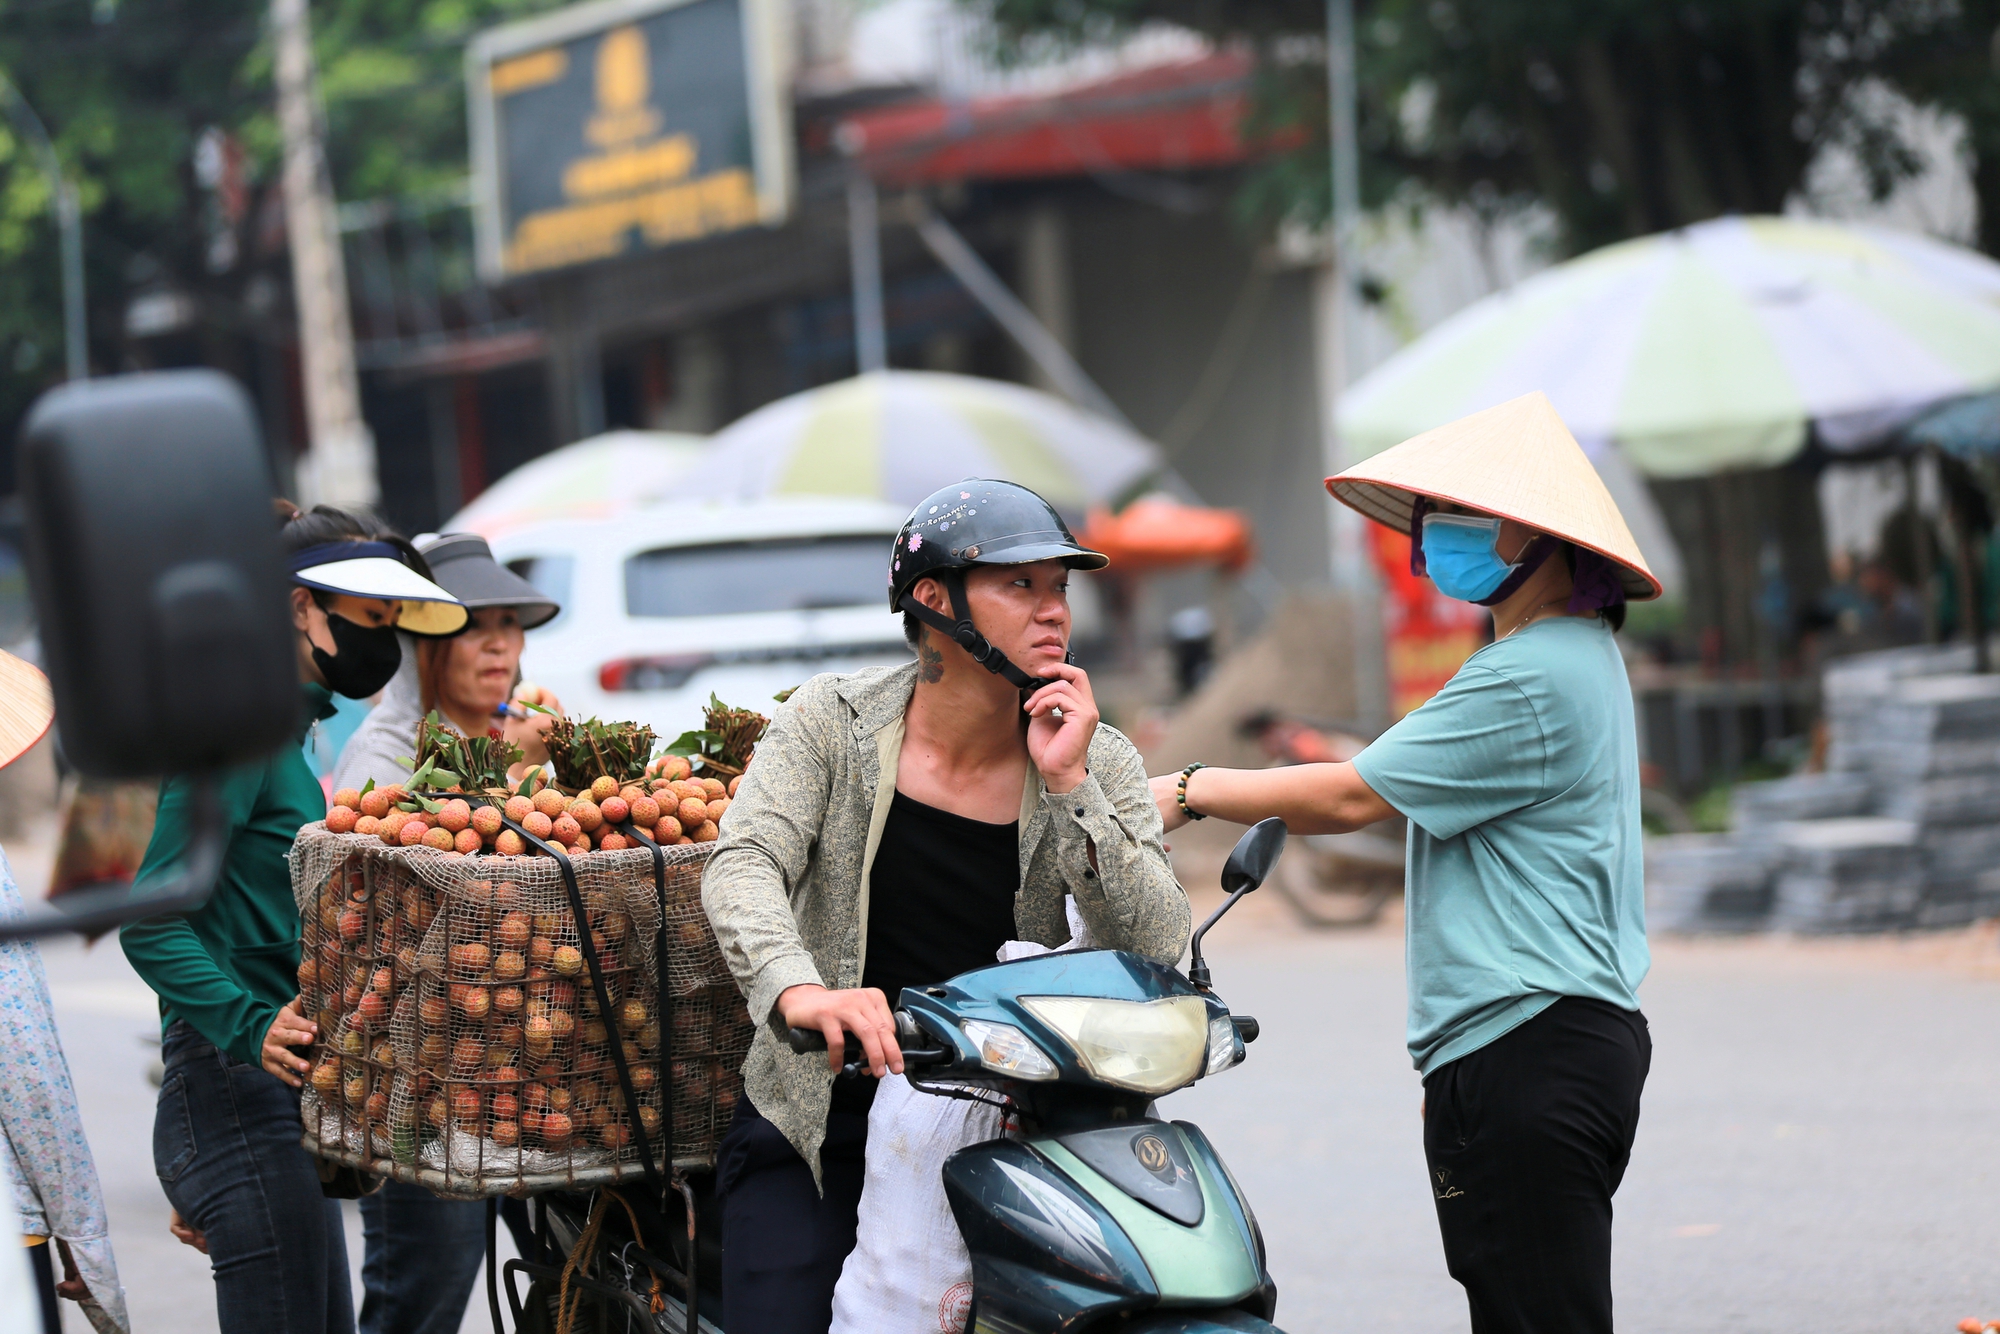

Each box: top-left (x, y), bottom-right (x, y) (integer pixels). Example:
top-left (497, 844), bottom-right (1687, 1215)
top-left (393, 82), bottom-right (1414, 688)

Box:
top-left (359, 1182), bottom-right (486, 1334)
top-left (154, 1020), bottom-right (354, 1334)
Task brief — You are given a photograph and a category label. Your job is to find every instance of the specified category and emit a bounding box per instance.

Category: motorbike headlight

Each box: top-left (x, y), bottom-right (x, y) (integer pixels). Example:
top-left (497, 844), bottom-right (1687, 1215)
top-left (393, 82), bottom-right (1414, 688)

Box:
top-left (1020, 995), bottom-right (1208, 1094)
top-left (959, 1019), bottom-right (1058, 1081)
top-left (1205, 1012), bottom-right (1243, 1076)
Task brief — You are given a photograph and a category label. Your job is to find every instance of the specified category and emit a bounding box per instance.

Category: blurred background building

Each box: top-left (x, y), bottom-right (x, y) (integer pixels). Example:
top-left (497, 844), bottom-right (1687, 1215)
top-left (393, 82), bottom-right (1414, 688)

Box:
top-left (1, 0), bottom-right (1998, 806)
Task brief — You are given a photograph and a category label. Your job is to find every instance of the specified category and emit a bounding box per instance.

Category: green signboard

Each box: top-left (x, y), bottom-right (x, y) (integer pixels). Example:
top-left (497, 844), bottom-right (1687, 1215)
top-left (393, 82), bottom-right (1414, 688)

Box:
top-left (467, 0), bottom-right (791, 281)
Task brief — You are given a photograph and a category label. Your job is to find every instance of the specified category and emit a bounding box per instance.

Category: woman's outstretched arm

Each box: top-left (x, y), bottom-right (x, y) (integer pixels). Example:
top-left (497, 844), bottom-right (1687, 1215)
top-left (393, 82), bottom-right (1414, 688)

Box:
top-left (1150, 762), bottom-right (1400, 836)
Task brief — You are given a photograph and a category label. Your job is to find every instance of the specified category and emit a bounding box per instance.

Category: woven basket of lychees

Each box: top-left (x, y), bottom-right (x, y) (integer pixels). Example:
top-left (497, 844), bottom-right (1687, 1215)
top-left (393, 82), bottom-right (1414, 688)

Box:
top-left (292, 707), bottom-right (763, 1198)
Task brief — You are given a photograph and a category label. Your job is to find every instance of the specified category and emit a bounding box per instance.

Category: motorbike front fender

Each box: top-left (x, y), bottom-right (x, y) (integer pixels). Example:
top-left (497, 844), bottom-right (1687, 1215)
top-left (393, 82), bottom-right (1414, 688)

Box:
top-left (1115, 1310), bottom-right (1286, 1334)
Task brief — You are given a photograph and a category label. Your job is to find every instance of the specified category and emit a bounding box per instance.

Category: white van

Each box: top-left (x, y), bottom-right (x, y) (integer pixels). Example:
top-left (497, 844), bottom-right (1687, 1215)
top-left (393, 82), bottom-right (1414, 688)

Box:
top-left (488, 498), bottom-right (913, 739)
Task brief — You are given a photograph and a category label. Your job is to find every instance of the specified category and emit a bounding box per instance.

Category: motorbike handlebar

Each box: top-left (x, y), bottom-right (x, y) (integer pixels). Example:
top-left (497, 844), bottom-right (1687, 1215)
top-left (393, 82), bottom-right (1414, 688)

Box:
top-left (786, 1017), bottom-right (954, 1072)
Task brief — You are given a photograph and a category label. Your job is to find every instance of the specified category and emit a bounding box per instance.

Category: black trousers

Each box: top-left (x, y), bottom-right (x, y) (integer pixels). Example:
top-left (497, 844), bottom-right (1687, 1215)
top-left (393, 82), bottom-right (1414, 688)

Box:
top-left (1422, 995), bottom-right (1651, 1334)
top-left (716, 1091), bottom-right (872, 1334)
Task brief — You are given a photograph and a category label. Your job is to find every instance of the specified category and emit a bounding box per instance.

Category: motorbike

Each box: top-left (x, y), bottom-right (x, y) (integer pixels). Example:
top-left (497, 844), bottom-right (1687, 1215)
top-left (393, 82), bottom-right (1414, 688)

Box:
top-left (495, 817), bottom-right (1291, 1334)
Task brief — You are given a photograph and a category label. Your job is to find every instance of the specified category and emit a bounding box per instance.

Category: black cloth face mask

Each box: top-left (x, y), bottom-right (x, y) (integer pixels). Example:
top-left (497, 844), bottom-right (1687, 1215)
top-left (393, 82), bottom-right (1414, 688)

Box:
top-left (310, 610), bottom-right (402, 699)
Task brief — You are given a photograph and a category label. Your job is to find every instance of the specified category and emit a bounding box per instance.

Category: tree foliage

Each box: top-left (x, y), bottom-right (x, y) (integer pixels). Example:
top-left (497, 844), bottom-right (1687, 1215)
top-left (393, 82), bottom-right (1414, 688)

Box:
top-left (0, 0), bottom-right (560, 476)
top-left (976, 0), bottom-right (1999, 257)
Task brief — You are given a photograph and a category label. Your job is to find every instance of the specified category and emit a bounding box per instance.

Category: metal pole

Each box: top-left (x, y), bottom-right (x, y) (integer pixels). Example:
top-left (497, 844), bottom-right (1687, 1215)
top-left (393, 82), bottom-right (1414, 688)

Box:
top-left (272, 0), bottom-right (378, 508)
top-left (1322, 0), bottom-right (1363, 592)
top-left (1327, 0), bottom-right (1360, 249)
top-left (846, 168), bottom-right (887, 374)
top-left (0, 78), bottom-right (86, 380)
top-left (56, 179), bottom-right (83, 380)
top-left (1322, 0), bottom-right (1388, 725)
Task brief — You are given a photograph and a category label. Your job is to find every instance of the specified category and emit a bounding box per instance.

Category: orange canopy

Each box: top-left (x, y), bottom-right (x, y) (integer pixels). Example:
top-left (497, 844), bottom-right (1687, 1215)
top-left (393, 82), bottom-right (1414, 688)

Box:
top-left (1079, 496), bottom-right (1255, 574)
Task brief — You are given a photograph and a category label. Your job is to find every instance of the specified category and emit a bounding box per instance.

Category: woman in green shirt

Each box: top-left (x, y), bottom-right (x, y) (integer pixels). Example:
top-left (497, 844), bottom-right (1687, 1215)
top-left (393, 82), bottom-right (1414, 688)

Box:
top-left (1154, 394), bottom-right (1662, 1334)
top-left (123, 502), bottom-right (462, 1334)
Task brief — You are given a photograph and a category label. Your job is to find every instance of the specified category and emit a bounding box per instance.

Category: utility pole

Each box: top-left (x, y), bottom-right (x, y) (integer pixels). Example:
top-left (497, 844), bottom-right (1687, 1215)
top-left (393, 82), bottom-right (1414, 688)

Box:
top-left (272, 0), bottom-right (378, 509)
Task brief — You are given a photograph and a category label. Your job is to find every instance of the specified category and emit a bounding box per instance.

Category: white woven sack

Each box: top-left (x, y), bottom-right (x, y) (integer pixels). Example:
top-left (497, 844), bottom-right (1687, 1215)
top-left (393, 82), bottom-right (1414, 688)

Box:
top-left (830, 909), bottom-right (1086, 1334)
top-left (827, 1071), bottom-right (1001, 1334)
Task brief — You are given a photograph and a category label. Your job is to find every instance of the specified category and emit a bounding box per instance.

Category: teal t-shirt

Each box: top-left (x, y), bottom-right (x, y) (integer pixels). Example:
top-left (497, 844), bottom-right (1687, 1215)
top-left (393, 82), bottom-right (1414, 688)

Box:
top-left (1352, 615), bottom-right (1649, 1076)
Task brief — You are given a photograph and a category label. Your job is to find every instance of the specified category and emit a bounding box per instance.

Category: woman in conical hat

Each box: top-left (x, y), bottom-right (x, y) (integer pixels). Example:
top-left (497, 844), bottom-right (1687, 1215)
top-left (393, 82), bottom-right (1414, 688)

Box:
top-left (1153, 392), bottom-right (1655, 1334)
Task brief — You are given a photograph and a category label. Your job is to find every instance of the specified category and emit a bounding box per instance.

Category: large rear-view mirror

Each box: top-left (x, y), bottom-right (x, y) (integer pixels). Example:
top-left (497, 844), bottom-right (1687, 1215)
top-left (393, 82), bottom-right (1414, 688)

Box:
top-left (9, 370), bottom-right (296, 937)
top-left (22, 370), bottom-right (296, 774)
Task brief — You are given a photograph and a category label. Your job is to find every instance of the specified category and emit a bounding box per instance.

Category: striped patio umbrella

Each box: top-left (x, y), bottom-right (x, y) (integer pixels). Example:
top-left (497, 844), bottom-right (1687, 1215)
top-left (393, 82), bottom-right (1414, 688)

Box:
top-left (692, 370), bottom-right (1160, 514)
top-left (1340, 215), bottom-right (2000, 478)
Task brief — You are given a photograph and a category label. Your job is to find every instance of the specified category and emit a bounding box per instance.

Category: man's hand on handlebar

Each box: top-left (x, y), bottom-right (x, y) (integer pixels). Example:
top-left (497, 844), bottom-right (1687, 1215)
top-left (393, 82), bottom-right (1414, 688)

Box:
top-left (777, 983), bottom-right (903, 1077)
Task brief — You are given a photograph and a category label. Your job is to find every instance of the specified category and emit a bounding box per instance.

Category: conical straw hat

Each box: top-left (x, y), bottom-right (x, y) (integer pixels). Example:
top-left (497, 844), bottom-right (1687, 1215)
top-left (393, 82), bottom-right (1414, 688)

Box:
top-left (0, 649), bottom-right (53, 771)
top-left (1326, 391), bottom-right (1662, 601)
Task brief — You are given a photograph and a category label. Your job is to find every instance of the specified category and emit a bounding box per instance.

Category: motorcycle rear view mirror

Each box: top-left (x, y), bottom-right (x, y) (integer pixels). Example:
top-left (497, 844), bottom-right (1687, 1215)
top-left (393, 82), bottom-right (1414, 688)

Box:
top-left (7, 370), bottom-right (297, 939)
top-left (1189, 817), bottom-right (1288, 990)
top-left (1220, 816), bottom-right (1287, 896)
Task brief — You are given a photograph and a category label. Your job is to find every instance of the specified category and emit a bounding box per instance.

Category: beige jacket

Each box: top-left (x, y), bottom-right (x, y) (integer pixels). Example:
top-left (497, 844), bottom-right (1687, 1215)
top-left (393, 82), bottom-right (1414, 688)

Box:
top-left (701, 660), bottom-right (1191, 1178)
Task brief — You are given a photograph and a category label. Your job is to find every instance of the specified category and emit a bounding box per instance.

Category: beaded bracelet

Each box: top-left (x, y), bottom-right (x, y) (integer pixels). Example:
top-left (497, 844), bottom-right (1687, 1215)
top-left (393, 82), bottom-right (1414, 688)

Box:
top-left (1176, 762), bottom-right (1207, 821)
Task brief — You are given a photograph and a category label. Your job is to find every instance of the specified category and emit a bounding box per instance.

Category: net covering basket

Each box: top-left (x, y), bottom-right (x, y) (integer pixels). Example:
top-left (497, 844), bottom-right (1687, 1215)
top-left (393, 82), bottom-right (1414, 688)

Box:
top-left (290, 827), bottom-right (749, 1198)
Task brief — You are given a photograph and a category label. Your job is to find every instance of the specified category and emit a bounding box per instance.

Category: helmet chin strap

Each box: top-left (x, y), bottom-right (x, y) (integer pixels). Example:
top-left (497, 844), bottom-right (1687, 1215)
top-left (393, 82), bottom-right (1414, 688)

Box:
top-left (899, 568), bottom-right (1047, 690)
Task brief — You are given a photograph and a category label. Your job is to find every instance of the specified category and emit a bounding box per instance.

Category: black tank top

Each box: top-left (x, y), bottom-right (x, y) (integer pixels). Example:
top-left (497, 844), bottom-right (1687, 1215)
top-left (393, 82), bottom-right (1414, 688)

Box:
top-left (862, 789), bottom-right (1020, 1007)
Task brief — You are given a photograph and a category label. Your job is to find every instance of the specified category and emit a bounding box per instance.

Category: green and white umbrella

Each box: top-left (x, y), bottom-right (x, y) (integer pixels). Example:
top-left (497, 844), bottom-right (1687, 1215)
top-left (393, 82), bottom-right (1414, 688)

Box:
top-left (694, 370), bottom-right (1160, 513)
top-left (1341, 215), bottom-right (2000, 478)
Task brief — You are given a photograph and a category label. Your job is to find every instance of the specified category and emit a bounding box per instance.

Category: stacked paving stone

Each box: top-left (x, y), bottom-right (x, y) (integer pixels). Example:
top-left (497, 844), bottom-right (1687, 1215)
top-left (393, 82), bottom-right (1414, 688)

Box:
top-left (1766, 818), bottom-right (1925, 932)
top-left (1645, 835), bottom-right (1785, 933)
top-left (1647, 644), bottom-right (2000, 934)
top-left (1839, 671), bottom-right (2000, 926)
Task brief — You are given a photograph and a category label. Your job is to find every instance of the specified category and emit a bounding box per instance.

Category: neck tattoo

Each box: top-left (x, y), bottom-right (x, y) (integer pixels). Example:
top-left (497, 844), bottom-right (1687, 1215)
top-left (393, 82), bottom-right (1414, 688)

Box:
top-left (916, 630), bottom-right (945, 684)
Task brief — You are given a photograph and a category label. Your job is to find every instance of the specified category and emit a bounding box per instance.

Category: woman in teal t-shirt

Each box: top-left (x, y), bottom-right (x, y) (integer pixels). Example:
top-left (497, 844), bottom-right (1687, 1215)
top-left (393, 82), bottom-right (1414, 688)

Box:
top-left (1152, 394), bottom-right (1663, 1334)
top-left (123, 503), bottom-right (462, 1334)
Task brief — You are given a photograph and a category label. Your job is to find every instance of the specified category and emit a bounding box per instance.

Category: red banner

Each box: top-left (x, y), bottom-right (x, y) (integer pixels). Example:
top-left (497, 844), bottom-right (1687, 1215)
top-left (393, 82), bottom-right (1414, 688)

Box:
top-left (1370, 524), bottom-right (1489, 719)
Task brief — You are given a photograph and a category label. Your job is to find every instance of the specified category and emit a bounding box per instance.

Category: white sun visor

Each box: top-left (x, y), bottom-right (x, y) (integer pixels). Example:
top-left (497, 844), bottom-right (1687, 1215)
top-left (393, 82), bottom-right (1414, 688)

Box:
top-left (291, 542), bottom-right (468, 636)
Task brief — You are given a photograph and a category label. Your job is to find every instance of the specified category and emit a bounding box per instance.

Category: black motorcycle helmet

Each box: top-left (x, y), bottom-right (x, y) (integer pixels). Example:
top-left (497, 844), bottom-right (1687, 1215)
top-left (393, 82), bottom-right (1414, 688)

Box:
top-left (890, 479), bottom-right (1109, 688)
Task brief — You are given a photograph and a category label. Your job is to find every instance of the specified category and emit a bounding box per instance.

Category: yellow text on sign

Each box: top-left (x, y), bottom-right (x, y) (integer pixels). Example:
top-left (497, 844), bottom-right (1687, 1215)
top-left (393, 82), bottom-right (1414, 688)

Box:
top-left (491, 48), bottom-right (566, 97)
top-left (504, 168), bottom-right (760, 275)
top-left (563, 135), bottom-right (697, 202)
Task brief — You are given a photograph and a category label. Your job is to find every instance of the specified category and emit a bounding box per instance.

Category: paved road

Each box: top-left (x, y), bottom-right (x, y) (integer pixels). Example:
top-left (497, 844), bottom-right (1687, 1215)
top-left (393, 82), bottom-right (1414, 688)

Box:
top-left (1167, 900), bottom-right (2000, 1333)
top-left (26, 875), bottom-right (2000, 1333)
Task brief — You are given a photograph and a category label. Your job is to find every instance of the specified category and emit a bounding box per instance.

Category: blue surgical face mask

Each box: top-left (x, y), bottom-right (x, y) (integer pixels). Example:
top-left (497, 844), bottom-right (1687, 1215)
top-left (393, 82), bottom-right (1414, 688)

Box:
top-left (1421, 514), bottom-right (1519, 602)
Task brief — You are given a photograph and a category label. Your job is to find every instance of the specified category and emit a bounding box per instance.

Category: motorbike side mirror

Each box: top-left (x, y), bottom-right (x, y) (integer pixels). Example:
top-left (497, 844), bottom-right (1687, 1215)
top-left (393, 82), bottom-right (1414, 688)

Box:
top-left (1189, 817), bottom-right (1288, 991)
top-left (1220, 817), bottom-right (1287, 896)
top-left (22, 370), bottom-right (296, 776)
top-left (7, 370), bottom-right (296, 939)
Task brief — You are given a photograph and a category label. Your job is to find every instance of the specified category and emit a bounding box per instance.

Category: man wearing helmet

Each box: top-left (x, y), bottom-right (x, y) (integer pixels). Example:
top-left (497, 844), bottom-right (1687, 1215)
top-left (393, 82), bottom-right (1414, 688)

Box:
top-left (703, 480), bottom-right (1191, 1334)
